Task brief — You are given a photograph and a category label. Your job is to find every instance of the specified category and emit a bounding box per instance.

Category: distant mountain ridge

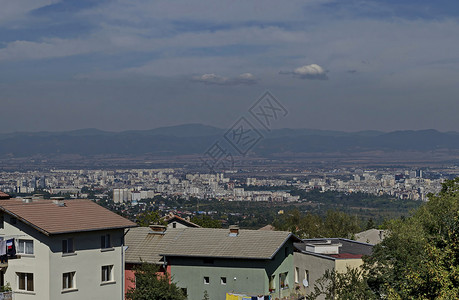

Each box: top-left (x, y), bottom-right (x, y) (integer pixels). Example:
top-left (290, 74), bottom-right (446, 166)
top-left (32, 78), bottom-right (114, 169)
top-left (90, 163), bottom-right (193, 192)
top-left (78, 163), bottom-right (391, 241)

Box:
top-left (0, 124), bottom-right (458, 157)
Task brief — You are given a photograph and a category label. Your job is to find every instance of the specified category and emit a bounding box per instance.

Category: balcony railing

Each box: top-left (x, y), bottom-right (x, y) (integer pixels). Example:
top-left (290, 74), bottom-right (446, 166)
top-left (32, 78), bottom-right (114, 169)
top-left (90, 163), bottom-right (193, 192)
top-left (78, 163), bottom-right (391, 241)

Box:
top-left (0, 292), bottom-right (12, 300)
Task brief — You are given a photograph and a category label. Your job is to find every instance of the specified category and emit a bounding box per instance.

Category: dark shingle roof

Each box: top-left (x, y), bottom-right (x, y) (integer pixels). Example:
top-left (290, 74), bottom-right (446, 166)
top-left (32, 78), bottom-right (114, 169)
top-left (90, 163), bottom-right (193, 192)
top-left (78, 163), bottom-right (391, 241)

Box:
top-left (0, 198), bottom-right (137, 235)
top-left (294, 238), bottom-right (373, 259)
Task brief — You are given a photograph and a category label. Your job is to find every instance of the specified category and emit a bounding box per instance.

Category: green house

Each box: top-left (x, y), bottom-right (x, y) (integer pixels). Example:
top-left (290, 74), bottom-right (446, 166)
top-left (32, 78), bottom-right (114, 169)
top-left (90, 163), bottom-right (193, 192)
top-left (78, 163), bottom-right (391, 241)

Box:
top-left (161, 226), bottom-right (300, 300)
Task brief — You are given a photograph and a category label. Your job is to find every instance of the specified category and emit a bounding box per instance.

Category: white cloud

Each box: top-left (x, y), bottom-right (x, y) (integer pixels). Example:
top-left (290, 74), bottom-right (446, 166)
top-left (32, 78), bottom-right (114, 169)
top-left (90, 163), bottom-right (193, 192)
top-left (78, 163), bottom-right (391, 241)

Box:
top-left (191, 73), bottom-right (257, 85)
top-left (281, 64), bottom-right (328, 80)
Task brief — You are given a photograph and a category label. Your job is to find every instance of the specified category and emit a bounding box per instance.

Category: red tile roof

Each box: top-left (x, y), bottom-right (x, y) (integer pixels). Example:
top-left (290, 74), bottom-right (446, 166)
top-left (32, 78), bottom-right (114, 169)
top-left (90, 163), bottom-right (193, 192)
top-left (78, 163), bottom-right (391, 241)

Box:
top-left (0, 191), bottom-right (10, 199)
top-left (0, 198), bottom-right (136, 235)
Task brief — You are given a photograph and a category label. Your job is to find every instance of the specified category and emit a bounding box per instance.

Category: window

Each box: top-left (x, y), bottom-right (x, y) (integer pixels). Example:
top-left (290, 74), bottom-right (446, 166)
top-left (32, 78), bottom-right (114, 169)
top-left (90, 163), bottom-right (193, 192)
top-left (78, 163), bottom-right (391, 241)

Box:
top-left (101, 234), bottom-right (111, 249)
top-left (203, 276), bottom-right (210, 284)
top-left (304, 270), bottom-right (309, 287)
top-left (220, 277), bottom-right (226, 285)
top-left (17, 240), bottom-right (34, 255)
top-left (172, 222), bottom-right (177, 228)
top-left (285, 246), bottom-right (289, 257)
top-left (101, 265), bottom-right (113, 282)
top-left (62, 238), bottom-right (74, 254)
top-left (269, 275), bottom-right (275, 292)
top-left (295, 267), bottom-right (299, 283)
top-left (62, 272), bottom-right (75, 290)
top-left (280, 272), bottom-right (288, 289)
top-left (17, 272), bottom-right (33, 291)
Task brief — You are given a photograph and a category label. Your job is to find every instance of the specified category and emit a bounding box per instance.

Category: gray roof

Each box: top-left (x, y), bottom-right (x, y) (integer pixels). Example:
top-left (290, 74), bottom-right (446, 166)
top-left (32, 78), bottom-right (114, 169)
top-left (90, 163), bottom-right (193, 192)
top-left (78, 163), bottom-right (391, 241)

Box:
top-left (125, 227), bottom-right (186, 264)
top-left (294, 238), bottom-right (373, 260)
top-left (160, 227), bottom-right (297, 260)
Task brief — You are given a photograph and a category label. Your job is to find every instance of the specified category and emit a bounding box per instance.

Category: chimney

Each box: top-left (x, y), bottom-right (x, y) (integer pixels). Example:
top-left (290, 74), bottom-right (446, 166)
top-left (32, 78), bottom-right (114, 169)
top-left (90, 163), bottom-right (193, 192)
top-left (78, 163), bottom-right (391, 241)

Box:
top-left (51, 197), bottom-right (66, 207)
top-left (229, 225), bottom-right (239, 237)
top-left (149, 224), bottom-right (166, 234)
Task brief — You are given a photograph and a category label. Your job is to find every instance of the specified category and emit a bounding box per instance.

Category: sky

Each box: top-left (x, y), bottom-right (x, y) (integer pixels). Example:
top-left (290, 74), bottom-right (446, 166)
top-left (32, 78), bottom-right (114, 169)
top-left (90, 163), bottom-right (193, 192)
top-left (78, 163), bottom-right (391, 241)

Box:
top-left (1, 0), bottom-right (459, 133)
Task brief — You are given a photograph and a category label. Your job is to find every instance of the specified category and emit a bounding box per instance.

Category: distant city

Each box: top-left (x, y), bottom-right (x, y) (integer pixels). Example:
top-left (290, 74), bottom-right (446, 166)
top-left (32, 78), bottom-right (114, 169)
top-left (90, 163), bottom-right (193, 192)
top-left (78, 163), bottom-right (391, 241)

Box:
top-left (2, 165), bottom-right (456, 203)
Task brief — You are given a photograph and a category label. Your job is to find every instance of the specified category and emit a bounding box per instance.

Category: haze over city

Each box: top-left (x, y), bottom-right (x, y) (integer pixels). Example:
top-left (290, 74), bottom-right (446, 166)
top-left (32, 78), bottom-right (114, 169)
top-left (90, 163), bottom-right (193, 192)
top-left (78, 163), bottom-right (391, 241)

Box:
top-left (2, 0), bottom-right (459, 133)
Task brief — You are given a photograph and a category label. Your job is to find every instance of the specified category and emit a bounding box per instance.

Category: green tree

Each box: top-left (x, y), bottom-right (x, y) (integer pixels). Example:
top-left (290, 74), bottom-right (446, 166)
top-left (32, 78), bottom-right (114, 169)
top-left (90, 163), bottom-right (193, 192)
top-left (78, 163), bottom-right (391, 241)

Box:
top-left (136, 211), bottom-right (166, 227)
top-left (125, 262), bottom-right (186, 300)
top-left (191, 215), bottom-right (222, 228)
top-left (202, 290), bottom-right (210, 300)
top-left (365, 177), bottom-right (459, 299)
top-left (307, 267), bottom-right (376, 300)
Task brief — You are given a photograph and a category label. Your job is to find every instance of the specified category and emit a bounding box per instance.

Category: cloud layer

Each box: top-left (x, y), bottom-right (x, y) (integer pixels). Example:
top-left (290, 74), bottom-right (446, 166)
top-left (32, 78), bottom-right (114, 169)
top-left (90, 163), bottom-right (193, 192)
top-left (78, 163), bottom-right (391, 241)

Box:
top-left (192, 73), bottom-right (257, 85)
top-left (280, 64), bottom-right (329, 80)
top-left (1, 0), bottom-right (459, 132)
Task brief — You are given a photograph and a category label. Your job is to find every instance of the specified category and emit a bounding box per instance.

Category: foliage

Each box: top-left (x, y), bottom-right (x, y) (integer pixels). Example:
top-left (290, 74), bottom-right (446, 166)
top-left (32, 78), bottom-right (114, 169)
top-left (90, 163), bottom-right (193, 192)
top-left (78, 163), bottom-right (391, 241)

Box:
top-left (202, 290), bottom-right (210, 300)
top-left (307, 267), bottom-right (375, 300)
top-left (274, 209), bottom-right (361, 239)
top-left (125, 262), bottom-right (186, 300)
top-left (136, 211), bottom-right (166, 227)
top-left (191, 215), bottom-right (222, 228)
top-left (365, 177), bottom-right (459, 299)
top-left (0, 283), bottom-right (12, 292)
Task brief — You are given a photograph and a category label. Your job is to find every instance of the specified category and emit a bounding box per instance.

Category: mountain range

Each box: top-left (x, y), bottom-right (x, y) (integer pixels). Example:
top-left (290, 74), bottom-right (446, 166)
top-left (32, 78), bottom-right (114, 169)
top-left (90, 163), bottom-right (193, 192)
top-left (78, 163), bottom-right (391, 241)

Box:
top-left (1, 124), bottom-right (459, 157)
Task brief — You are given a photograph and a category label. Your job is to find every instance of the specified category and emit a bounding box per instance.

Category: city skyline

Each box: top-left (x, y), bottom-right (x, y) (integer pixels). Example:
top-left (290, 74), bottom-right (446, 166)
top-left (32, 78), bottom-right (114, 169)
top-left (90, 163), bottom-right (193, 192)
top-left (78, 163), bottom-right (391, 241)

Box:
top-left (1, 0), bottom-right (459, 133)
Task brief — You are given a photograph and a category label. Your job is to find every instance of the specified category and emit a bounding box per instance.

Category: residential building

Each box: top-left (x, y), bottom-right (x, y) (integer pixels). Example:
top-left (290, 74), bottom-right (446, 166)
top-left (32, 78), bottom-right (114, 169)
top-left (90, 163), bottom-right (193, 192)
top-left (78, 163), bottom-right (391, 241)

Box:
top-left (160, 226), bottom-right (300, 300)
top-left (162, 213), bottom-right (200, 229)
top-left (0, 198), bottom-right (136, 300)
top-left (293, 238), bottom-right (373, 299)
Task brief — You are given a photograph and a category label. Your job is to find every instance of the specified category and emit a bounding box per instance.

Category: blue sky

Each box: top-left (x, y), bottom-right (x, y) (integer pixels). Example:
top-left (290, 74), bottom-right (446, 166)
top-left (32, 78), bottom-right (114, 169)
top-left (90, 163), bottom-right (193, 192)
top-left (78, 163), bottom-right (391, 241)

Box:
top-left (1, 0), bottom-right (459, 132)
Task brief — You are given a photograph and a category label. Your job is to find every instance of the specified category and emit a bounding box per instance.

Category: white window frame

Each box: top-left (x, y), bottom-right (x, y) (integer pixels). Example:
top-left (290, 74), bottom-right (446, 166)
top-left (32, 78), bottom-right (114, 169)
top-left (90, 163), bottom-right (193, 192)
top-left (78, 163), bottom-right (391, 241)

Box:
top-left (101, 265), bottom-right (114, 282)
top-left (17, 239), bottom-right (34, 255)
top-left (203, 276), bottom-right (210, 285)
top-left (62, 272), bottom-right (76, 290)
top-left (220, 277), bottom-right (226, 285)
top-left (17, 272), bottom-right (34, 292)
top-left (295, 267), bottom-right (299, 283)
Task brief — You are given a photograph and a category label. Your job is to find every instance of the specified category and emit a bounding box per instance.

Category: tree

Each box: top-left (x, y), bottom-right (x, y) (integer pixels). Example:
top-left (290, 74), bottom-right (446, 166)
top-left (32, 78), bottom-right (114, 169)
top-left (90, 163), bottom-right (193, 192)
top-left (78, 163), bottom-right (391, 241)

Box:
top-left (307, 267), bottom-right (375, 300)
top-left (365, 177), bottom-right (459, 299)
top-left (125, 262), bottom-right (186, 300)
top-left (191, 215), bottom-right (222, 228)
top-left (136, 211), bottom-right (166, 227)
top-left (202, 290), bottom-right (210, 300)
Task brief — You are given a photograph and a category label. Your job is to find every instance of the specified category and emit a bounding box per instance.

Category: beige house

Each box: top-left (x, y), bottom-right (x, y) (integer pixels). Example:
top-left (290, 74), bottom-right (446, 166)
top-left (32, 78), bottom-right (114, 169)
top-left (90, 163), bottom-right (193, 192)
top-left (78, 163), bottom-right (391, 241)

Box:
top-left (293, 238), bottom-right (373, 299)
top-left (0, 198), bottom-right (136, 300)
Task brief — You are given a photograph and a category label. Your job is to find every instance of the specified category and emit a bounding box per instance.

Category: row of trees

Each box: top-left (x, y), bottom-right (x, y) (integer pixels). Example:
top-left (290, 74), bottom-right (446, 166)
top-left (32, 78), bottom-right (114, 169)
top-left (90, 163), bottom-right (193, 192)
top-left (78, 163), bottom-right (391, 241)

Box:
top-left (309, 178), bottom-right (459, 299)
top-left (273, 209), bottom-right (362, 239)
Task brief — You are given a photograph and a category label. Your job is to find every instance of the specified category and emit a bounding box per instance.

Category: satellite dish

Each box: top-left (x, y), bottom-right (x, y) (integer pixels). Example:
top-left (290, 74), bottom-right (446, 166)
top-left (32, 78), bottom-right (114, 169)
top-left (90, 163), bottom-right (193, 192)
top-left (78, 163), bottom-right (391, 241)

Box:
top-left (303, 279), bottom-right (309, 287)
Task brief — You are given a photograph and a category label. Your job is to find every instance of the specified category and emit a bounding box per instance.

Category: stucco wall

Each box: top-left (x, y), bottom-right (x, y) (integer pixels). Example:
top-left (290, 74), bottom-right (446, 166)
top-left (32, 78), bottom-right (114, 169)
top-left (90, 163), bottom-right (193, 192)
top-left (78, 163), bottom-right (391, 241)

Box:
top-left (293, 252), bottom-right (335, 299)
top-left (0, 212), bottom-right (126, 300)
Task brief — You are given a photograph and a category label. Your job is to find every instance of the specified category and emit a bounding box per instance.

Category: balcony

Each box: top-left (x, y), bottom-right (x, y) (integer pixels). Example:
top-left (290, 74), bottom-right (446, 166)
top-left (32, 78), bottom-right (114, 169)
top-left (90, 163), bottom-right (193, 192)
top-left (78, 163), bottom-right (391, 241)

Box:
top-left (0, 292), bottom-right (12, 300)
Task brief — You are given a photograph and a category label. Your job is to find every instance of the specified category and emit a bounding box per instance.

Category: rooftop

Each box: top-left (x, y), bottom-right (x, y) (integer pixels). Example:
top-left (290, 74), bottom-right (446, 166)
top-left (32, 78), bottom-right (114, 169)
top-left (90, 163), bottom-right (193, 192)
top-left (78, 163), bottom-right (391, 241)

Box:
top-left (0, 198), bottom-right (137, 235)
top-left (160, 227), bottom-right (299, 260)
top-left (125, 226), bottom-right (185, 264)
top-left (294, 238), bottom-right (373, 260)
top-left (0, 191), bottom-right (10, 199)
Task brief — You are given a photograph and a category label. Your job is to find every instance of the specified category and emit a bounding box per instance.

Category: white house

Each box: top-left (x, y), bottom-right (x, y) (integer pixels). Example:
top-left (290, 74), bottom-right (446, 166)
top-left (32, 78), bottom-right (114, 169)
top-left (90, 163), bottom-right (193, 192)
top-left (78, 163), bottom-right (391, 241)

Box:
top-left (0, 198), bottom-right (136, 300)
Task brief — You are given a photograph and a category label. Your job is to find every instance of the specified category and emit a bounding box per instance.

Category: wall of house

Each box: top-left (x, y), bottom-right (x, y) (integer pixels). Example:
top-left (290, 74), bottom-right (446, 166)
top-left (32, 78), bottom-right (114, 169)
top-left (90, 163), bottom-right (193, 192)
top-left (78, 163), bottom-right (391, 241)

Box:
top-left (264, 241), bottom-right (296, 299)
top-left (334, 258), bottom-right (363, 273)
top-left (0, 212), bottom-right (126, 300)
top-left (47, 229), bottom-right (125, 300)
top-left (169, 257), bottom-right (268, 300)
top-left (168, 240), bottom-right (296, 300)
top-left (1, 212), bottom-right (51, 300)
top-left (293, 252), bottom-right (335, 299)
